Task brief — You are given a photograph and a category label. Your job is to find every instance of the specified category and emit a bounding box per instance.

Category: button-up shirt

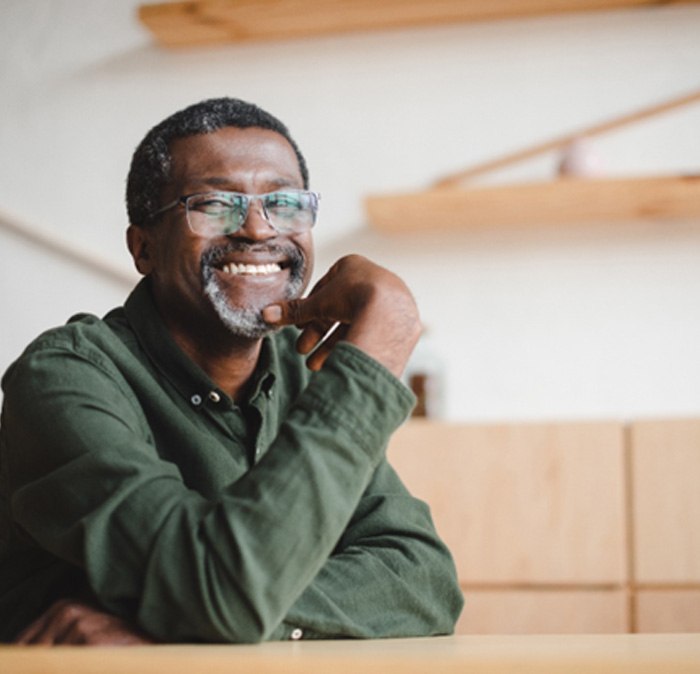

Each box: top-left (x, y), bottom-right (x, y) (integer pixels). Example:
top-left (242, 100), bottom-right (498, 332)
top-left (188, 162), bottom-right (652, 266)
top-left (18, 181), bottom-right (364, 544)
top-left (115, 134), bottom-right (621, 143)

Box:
top-left (0, 279), bottom-right (463, 642)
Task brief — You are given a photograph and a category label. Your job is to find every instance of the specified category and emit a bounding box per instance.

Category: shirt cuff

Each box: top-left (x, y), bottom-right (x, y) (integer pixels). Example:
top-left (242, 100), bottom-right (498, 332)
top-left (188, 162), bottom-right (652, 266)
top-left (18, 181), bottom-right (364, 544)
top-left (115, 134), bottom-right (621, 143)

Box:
top-left (300, 341), bottom-right (416, 461)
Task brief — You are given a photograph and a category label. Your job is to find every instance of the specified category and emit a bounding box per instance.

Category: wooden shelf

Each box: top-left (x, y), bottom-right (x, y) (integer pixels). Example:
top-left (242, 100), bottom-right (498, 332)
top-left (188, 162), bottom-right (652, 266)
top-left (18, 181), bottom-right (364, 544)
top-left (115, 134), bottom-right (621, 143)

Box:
top-left (138, 0), bottom-right (700, 48)
top-left (365, 175), bottom-right (700, 233)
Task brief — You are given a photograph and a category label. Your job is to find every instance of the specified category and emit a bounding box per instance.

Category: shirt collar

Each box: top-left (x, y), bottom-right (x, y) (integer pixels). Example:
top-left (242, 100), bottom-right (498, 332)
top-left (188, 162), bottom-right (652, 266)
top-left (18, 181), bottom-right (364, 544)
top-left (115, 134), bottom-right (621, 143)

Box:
top-left (123, 278), bottom-right (276, 407)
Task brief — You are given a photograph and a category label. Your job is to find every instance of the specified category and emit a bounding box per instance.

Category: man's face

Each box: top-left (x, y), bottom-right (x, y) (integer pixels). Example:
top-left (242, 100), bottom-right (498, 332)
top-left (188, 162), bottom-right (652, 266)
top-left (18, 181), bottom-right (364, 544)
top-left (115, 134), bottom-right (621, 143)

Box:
top-left (134, 126), bottom-right (314, 341)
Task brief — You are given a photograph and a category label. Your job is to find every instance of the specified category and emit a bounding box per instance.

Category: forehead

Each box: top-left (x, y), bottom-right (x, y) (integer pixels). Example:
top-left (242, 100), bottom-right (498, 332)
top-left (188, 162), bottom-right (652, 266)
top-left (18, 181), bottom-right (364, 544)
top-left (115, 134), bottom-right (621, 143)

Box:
top-left (168, 126), bottom-right (303, 189)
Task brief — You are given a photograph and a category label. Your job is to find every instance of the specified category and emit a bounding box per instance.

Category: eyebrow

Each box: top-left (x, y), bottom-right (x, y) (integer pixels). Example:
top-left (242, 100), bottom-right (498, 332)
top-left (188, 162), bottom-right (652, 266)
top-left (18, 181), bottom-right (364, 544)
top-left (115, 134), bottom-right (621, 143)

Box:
top-left (188, 176), bottom-right (300, 190)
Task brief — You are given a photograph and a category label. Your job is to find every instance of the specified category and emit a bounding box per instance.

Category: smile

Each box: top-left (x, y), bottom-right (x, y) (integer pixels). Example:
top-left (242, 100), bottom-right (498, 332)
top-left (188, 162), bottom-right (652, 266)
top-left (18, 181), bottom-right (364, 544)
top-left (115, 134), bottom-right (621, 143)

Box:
top-left (221, 262), bottom-right (282, 276)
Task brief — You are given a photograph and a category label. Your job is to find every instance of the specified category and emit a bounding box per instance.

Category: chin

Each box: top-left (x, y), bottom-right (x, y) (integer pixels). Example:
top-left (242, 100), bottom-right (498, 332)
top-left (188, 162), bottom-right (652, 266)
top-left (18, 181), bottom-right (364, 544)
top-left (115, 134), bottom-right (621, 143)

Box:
top-left (203, 278), bottom-right (275, 339)
top-left (203, 259), bottom-right (306, 339)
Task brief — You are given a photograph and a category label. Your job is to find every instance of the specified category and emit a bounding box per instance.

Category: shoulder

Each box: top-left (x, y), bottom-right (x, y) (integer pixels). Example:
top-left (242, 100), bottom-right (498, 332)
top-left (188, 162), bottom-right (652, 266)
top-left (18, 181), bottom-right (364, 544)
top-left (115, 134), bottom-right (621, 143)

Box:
top-left (2, 309), bottom-right (131, 397)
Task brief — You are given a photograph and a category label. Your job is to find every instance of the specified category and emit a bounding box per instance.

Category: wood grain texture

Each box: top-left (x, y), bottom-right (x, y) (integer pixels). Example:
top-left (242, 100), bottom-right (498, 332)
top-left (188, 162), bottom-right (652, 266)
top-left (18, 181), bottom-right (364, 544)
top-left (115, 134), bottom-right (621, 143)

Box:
top-left (457, 590), bottom-right (628, 634)
top-left (3, 634), bottom-right (700, 673)
top-left (637, 590), bottom-right (700, 633)
top-left (387, 420), bottom-right (627, 584)
top-left (631, 419), bottom-right (700, 583)
top-left (139, 0), bottom-right (700, 47)
top-left (366, 175), bottom-right (700, 232)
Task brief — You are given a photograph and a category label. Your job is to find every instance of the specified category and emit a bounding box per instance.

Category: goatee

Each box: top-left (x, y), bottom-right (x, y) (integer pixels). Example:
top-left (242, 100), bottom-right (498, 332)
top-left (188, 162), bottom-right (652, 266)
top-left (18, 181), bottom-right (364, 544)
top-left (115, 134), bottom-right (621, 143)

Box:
top-left (201, 241), bottom-right (306, 339)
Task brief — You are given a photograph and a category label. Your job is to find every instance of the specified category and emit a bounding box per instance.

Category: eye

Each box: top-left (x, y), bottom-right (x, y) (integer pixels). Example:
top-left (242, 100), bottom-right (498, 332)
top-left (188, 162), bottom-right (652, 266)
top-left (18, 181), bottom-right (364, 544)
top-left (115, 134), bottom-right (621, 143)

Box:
top-left (189, 193), bottom-right (244, 217)
top-left (265, 191), bottom-right (306, 218)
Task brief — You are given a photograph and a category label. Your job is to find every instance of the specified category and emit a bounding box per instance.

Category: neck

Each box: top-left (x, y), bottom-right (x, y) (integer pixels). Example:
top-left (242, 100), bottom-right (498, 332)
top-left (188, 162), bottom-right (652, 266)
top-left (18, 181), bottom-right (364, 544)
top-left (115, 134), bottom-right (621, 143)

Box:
top-left (175, 332), bottom-right (263, 402)
top-left (148, 279), bottom-right (269, 401)
top-left (156, 301), bottom-right (265, 403)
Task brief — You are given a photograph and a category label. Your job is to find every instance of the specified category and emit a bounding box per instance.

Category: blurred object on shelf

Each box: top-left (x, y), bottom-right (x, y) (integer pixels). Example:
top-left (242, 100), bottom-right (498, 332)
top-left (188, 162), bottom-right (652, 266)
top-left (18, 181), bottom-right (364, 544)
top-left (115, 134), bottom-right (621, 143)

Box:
top-left (404, 328), bottom-right (446, 418)
top-left (557, 136), bottom-right (605, 178)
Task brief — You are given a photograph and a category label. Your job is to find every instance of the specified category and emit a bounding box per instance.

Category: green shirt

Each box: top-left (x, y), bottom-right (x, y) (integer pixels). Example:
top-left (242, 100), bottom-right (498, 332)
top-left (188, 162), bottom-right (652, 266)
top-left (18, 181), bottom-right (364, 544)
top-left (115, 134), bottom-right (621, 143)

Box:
top-left (0, 279), bottom-right (463, 643)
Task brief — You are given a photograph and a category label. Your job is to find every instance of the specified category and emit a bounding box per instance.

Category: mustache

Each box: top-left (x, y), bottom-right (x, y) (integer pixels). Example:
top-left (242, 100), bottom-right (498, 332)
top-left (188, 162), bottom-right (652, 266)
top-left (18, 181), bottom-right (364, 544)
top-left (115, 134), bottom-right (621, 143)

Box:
top-left (201, 240), bottom-right (304, 271)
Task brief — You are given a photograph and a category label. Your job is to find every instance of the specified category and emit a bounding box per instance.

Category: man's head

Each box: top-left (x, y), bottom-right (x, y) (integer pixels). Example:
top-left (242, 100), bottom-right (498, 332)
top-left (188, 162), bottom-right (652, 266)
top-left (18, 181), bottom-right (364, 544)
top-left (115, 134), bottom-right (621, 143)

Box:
top-left (126, 98), bottom-right (315, 342)
top-left (126, 98), bottom-right (309, 228)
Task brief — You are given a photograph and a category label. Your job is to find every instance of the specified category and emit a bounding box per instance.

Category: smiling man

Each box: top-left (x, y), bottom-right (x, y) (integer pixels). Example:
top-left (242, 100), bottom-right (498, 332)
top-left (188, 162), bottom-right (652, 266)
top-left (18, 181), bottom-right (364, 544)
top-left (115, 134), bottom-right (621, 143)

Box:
top-left (0, 98), bottom-right (463, 644)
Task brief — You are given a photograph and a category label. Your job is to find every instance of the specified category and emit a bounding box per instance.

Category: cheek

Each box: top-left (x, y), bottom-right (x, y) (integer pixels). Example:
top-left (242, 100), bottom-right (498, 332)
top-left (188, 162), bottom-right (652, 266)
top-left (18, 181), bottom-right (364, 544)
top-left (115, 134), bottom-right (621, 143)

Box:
top-left (152, 232), bottom-right (206, 284)
top-left (297, 234), bottom-right (314, 286)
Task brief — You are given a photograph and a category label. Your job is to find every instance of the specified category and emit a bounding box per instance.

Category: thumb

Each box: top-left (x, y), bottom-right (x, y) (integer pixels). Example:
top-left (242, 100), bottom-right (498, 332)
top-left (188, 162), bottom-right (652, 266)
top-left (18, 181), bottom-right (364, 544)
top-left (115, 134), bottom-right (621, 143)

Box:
top-left (262, 298), bottom-right (309, 327)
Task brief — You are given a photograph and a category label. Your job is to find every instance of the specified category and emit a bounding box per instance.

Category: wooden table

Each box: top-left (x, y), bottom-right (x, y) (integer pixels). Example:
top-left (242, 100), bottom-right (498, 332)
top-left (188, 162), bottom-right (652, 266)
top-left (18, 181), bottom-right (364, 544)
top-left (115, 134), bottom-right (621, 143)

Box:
top-left (2, 634), bottom-right (700, 673)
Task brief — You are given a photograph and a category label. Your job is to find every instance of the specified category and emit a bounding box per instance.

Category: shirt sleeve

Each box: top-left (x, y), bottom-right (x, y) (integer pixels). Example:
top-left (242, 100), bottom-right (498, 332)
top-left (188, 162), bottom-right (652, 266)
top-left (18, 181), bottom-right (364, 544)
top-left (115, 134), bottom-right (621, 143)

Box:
top-left (2, 335), bottom-right (459, 643)
top-left (271, 458), bottom-right (464, 640)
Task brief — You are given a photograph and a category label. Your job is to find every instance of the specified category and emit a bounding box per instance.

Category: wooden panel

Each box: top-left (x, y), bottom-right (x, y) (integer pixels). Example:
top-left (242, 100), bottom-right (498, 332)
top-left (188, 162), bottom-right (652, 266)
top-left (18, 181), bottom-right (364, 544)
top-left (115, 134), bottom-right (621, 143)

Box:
top-left (139, 0), bottom-right (700, 47)
top-left (457, 590), bottom-right (628, 634)
top-left (637, 590), bottom-right (700, 633)
top-left (631, 420), bottom-right (700, 583)
top-left (387, 421), bottom-right (627, 584)
top-left (366, 175), bottom-right (700, 233)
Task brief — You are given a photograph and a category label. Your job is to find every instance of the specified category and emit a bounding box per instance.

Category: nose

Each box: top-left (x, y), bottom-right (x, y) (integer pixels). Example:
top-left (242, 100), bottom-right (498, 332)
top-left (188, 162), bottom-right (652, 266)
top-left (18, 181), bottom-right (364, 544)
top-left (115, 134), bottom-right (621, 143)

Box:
top-left (235, 198), bottom-right (277, 241)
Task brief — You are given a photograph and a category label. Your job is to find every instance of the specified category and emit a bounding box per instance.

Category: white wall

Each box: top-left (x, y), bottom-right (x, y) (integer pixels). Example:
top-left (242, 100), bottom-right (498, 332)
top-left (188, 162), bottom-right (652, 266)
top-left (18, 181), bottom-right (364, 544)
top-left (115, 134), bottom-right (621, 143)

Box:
top-left (1, 0), bottom-right (699, 422)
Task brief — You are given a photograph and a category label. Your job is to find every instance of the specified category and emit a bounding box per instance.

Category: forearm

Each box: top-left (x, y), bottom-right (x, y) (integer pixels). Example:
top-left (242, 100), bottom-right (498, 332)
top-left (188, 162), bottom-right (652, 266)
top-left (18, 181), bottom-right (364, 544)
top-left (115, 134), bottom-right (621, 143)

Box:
top-left (272, 462), bottom-right (464, 640)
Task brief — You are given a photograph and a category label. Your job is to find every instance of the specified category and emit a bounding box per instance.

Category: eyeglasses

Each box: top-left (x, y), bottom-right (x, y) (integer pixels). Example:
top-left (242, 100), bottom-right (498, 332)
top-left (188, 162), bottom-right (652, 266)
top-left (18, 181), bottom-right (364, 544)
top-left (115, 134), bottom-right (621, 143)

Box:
top-left (153, 189), bottom-right (320, 237)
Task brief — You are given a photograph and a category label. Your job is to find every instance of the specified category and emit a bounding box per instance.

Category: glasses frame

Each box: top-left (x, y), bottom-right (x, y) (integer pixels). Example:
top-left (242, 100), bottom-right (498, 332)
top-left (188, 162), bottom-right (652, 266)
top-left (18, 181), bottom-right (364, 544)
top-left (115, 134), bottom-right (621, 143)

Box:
top-left (152, 188), bottom-right (320, 236)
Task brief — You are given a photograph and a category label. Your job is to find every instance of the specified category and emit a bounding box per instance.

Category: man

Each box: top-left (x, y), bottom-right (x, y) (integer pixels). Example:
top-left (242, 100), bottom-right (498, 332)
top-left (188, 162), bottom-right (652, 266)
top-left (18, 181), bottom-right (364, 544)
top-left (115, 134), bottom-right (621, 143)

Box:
top-left (0, 98), bottom-right (463, 644)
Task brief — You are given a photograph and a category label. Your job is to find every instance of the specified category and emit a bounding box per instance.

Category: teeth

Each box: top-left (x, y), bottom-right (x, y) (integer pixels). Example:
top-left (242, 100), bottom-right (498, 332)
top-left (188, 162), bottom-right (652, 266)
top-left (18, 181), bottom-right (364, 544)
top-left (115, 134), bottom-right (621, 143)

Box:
top-left (222, 263), bottom-right (282, 276)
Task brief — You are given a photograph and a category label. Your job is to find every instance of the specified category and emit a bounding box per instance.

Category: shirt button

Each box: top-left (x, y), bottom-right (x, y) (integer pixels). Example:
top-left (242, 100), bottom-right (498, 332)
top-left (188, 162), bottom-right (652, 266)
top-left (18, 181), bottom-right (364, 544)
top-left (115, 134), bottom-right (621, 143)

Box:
top-left (190, 394), bottom-right (202, 406)
top-left (208, 391), bottom-right (221, 403)
top-left (290, 627), bottom-right (303, 641)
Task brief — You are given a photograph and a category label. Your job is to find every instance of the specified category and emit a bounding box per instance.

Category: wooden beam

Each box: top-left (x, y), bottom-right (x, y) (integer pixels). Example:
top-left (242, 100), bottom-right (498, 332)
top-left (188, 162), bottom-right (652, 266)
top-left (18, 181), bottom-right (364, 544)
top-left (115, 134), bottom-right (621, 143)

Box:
top-left (139, 0), bottom-right (700, 48)
top-left (365, 175), bottom-right (700, 233)
top-left (433, 89), bottom-right (700, 189)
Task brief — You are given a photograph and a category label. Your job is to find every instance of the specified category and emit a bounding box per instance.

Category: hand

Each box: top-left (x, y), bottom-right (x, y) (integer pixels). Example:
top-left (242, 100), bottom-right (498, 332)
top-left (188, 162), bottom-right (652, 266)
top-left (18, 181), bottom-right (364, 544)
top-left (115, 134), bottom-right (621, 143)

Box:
top-left (263, 254), bottom-right (421, 378)
top-left (14, 598), bottom-right (153, 645)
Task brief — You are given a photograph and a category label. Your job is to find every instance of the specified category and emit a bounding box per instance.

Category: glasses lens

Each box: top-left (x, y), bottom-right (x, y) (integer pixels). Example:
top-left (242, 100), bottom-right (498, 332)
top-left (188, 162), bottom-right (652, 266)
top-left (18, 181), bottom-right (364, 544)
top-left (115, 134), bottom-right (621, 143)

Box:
top-left (186, 192), bottom-right (247, 236)
top-left (184, 190), bottom-right (319, 236)
top-left (262, 190), bottom-right (318, 232)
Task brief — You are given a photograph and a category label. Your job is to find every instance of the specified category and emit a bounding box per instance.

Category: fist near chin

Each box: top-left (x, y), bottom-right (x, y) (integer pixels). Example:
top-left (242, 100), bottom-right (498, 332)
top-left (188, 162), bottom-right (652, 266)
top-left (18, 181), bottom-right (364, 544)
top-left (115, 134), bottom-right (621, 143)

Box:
top-left (264, 254), bottom-right (422, 378)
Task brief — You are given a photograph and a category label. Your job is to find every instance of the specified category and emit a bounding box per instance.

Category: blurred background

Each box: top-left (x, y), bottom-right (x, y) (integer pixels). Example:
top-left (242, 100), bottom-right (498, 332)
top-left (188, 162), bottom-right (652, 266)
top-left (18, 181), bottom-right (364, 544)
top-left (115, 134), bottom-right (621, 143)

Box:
top-left (1, 0), bottom-right (699, 422)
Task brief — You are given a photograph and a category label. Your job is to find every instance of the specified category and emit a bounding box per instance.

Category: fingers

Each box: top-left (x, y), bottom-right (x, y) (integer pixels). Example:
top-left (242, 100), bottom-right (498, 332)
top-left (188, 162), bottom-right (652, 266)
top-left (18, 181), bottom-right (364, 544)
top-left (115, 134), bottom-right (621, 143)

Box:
top-left (263, 254), bottom-right (421, 377)
top-left (296, 320), bottom-right (337, 355)
top-left (305, 323), bottom-right (347, 371)
top-left (15, 600), bottom-right (66, 645)
top-left (262, 260), bottom-right (349, 329)
top-left (14, 598), bottom-right (153, 646)
top-left (262, 295), bottom-right (319, 328)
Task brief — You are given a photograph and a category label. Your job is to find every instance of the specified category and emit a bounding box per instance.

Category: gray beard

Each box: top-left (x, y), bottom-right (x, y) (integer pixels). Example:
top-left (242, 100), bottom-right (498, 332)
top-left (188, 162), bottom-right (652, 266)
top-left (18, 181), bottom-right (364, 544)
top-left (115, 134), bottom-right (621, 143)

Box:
top-left (201, 242), bottom-right (306, 339)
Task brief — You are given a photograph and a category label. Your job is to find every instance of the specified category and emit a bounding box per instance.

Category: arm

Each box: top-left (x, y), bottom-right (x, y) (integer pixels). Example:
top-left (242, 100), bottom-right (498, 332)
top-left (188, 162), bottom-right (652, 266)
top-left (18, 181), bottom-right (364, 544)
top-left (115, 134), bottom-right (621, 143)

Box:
top-left (12, 459), bottom-right (463, 644)
top-left (3, 341), bottom-right (408, 643)
top-left (273, 459), bottom-right (463, 640)
top-left (263, 255), bottom-right (463, 638)
top-left (3, 256), bottom-right (456, 642)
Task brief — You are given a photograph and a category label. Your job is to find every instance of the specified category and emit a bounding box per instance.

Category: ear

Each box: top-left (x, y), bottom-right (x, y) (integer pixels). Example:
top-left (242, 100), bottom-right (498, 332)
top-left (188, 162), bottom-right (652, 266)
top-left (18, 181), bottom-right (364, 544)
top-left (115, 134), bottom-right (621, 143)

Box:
top-left (126, 225), bottom-right (156, 275)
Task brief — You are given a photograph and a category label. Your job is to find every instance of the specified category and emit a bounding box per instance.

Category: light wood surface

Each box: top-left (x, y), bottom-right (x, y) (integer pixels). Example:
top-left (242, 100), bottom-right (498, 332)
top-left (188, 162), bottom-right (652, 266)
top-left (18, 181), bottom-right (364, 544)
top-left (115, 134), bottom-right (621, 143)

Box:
top-left (456, 590), bottom-right (628, 634)
top-left (631, 419), bottom-right (700, 583)
top-left (365, 175), bottom-right (700, 232)
top-left (2, 634), bottom-right (700, 674)
top-left (138, 0), bottom-right (700, 47)
top-left (387, 420), bottom-right (627, 584)
top-left (637, 591), bottom-right (700, 633)
top-left (388, 419), bottom-right (700, 633)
